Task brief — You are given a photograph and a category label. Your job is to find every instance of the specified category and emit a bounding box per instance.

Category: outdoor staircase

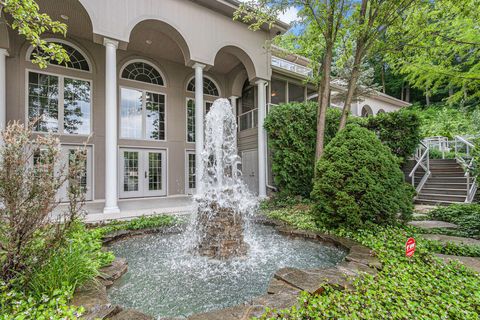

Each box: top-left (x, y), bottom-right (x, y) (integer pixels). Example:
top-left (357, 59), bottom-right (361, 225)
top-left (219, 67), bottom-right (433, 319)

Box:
top-left (405, 136), bottom-right (478, 206)
top-left (414, 159), bottom-right (470, 205)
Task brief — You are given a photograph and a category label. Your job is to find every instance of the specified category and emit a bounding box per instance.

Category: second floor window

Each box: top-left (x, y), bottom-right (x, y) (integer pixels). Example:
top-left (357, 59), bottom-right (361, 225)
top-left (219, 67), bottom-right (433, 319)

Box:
top-left (120, 88), bottom-right (166, 140)
top-left (28, 71), bottom-right (91, 134)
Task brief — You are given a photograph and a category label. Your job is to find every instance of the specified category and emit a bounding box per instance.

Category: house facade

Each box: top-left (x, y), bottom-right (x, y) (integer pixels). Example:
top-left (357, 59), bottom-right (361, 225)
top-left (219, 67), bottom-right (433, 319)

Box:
top-left (0, 0), bottom-right (410, 215)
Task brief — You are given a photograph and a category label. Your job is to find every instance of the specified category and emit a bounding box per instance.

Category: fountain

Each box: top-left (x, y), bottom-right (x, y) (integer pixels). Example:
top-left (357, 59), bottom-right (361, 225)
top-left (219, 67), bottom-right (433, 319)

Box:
top-left (106, 98), bottom-right (348, 319)
top-left (192, 98), bottom-right (257, 259)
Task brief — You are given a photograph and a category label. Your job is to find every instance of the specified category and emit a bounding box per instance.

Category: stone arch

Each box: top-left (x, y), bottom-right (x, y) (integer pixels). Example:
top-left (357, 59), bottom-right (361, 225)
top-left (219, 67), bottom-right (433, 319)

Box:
top-left (213, 45), bottom-right (257, 81)
top-left (126, 18), bottom-right (192, 66)
top-left (377, 109), bottom-right (386, 115)
top-left (230, 69), bottom-right (249, 97)
top-left (361, 105), bottom-right (374, 117)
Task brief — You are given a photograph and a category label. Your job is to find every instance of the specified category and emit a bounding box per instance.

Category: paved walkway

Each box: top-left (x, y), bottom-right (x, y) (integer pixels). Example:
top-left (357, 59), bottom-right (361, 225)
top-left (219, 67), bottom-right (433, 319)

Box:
top-left (422, 234), bottom-right (480, 246)
top-left (408, 220), bottom-right (458, 229)
top-left (414, 204), bottom-right (437, 214)
top-left (435, 254), bottom-right (480, 273)
top-left (54, 195), bottom-right (195, 223)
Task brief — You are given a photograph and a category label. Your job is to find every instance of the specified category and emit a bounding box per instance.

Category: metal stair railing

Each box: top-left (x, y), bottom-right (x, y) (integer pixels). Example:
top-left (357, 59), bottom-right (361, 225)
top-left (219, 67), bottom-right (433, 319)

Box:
top-left (409, 141), bottom-right (431, 193)
top-left (454, 136), bottom-right (477, 203)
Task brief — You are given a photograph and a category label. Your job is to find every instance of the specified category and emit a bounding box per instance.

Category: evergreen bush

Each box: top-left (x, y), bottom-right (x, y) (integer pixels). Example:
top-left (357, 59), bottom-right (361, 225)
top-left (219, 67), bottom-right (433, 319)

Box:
top-left (264, 102), bottom-right (420, 198)
top-left (311, 125), bottom-right (414, 229)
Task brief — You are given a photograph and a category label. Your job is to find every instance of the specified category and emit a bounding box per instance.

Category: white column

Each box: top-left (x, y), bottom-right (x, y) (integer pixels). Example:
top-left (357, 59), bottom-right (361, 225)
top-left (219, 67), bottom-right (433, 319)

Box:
top-left (103, 38), bottom-right (120, 214)
top-left (0, 49), bottom-right (7, 136)
top-left (194, 63), bottom-right (205, 194)
top-left (256, 80), bottom-right (268, 198)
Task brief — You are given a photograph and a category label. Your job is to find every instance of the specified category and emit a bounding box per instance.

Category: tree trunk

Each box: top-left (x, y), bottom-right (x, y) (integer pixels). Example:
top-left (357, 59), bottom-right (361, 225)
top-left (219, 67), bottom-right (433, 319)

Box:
top-left (381, 63), bottom-right (386, 93)
top-left (315, 45), bottom-right (333, 162)
top-left (338, 41), bottom-right (364, 130)
top-left (401, 82), bottom-right (404, 101)
top-left (405, 84), bottom-right (410, 102)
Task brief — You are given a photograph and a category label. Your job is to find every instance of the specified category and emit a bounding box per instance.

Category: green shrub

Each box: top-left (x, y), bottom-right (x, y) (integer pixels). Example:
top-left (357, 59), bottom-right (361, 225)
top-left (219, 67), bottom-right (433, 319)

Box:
top-left (264, 103), bottom-right (420, 197)
top-left (311, 125), bottom-right (414, 229)
top-left (365, 109), bottom-right (422, 162)
top-left (27, 223), bottom-right (114, 298)
top-left (264, 103), bottom-right (338, 197)
top-left (429, 204), bottom-right (480, 238)
top-left (0, 281), bottom-right (83, 320)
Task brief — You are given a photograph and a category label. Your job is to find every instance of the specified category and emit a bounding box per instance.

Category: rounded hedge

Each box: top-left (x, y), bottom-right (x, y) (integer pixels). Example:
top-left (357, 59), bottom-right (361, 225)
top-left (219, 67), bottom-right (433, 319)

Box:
top-left (311, 125), bottom-right (414, 229)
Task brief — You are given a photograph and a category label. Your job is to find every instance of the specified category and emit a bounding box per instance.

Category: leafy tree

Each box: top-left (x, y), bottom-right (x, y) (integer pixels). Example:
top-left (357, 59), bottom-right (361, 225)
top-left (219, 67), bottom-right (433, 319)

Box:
top-left (337, 0), bottom-right (418, 130)
top-left (1, 0), bottom-right (69, 67)
top-left (384, 0), bottom-right (480, 105)
top-left (235, 0), bottom-right (350, 161)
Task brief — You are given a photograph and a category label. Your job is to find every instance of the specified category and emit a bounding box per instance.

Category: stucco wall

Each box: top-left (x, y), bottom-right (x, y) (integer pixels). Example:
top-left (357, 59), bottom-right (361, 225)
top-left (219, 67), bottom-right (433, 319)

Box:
top-left (5, 33), bottom-right (238, 199)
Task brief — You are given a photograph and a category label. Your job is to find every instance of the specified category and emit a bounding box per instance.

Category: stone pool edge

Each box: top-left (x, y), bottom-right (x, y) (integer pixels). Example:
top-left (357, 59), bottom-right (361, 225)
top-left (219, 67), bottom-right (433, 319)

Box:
top-left (72, 219), bottom-right (382, 320)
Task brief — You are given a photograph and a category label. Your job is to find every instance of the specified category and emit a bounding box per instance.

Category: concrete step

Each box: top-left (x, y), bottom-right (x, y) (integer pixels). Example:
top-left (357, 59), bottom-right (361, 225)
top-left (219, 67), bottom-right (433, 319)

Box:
top-left (429, 168), bottom-right (464, 173)
top-left (408, 220), bottom-right (458, 229)
top-left (422, 234), bottom-right (480, 246)
top-left (414, 199), bottom-right (463, 205)
top-left (430, 172), bottom-right (466, 177)
top-left (429, 159), bottom-right (457, 164)
top-left (417, 193), bottom-right (467, 202)
top-left (435, 254), bottom-right (480, 274)
top-left (421, 188), bottom-right (468, 196)
top-left (423, 182), bottom-right (468, 190)
top-left (420, 177), bottom-right (468, 184)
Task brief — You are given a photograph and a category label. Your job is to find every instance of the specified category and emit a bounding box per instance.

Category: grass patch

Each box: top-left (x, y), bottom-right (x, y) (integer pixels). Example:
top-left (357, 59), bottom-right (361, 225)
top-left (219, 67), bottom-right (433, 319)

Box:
top-left (96, 214), bottom-right (180, 235)
top-left (259, 206), bottom-right (480, 319)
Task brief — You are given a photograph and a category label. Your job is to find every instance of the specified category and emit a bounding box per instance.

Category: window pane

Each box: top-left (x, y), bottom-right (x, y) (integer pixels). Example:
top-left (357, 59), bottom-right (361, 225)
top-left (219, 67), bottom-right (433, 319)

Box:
top-left (148, 152), bottom-right (162, 191)
top-left (64, 78), bottom-right (91, 134)
top-left (205, 102), bottom-right (213, 114)
top-left (28, 72), bottom-right (59, 132)
top-left (188, 153), bottom-right (196, 189)
top-left (69, 149), bottom-right (88, 194)
top-left (187, 99), bottom-right (195, 142)
top-left (241, 83), bottom-right (255, 112)
top-left (123, 151), bottom-right (139, 191)
top-left (288, 83), bottom-right (305, 102)
top-left (120, 88), bottom-right (143, 139)
top-left (271, 79), bottom-right (286, 105)
top-left (146, 92), bottom-right (165, 140)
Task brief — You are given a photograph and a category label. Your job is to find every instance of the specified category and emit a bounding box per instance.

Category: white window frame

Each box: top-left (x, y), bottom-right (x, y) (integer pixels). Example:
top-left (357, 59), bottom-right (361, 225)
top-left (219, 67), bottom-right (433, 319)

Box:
top-left (119, 86), bottom-right (168, 141)
top-left (185, 149), bottom-right (196, 195)
top-left (119, 147), bottom-right (168, 198)
top-left (26, 38), bottom-right (93, 74)
top-left (185, 97), bottom-right (214, 143)
top-left (25, 69), bottom-right (93, 136)
top-left (186, 75), bottom-right (222, 98)
top-left (119, 59), bottom-right (167, 88)
top-left (58, 144), bottom-right (94, 202)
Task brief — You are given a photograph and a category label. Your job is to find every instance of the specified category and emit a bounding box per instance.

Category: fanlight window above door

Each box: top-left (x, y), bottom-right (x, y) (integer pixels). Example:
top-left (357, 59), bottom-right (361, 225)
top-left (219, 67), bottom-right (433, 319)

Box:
top-left (121, 62), bottom-right (164, 86)
top-left (29, 42), bottom-right (90, 72)
top-left (187, 77), bottom-right (220, 97)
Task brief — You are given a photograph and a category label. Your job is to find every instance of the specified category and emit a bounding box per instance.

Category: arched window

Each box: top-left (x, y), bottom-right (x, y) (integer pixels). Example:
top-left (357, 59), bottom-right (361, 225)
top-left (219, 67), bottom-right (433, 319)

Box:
top-left (121, 61), bottom-right (164, 86)
top-left (29, 41), bottom-right (90, 72)
top-left (361, 105), bottom-right (373, 117)
top-left (187, 76), bottom-right (220, 96)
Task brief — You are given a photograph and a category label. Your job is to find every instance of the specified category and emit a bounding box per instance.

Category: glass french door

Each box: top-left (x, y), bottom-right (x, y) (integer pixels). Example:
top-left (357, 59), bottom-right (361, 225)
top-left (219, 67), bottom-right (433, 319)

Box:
top-left (58, 145), bottom-right (93, 202)
top-left (120, 148), bottom-right (167, 198)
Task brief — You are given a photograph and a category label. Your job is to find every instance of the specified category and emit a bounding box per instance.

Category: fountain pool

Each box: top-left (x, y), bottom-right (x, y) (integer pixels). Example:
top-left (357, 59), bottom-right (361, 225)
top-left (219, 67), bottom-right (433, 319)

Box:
top-left (107, 223), bottom-right (347, 319)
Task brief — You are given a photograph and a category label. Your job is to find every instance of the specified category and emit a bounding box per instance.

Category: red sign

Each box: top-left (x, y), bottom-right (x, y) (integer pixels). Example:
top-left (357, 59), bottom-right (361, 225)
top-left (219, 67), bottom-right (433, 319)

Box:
top-left (405, 237), bottom-right (416, 257)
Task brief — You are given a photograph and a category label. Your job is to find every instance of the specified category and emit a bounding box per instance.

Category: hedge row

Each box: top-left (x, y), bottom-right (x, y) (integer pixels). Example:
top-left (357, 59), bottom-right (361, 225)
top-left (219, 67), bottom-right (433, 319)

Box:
top-left (264, 102), bottom-right (421, 197)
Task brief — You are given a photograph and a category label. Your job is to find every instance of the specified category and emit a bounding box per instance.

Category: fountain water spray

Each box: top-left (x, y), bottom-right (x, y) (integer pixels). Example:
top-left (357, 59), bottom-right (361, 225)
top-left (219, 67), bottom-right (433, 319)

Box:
top-left (192, 98), bottom-right (258, 259)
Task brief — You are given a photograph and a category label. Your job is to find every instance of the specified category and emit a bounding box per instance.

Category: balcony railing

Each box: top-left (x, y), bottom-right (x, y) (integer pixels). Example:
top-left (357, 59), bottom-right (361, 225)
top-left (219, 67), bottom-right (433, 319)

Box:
top-left (271, 56), bottom-right (313, 77)
top-left (238, 109), bottom-right (258, 131)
